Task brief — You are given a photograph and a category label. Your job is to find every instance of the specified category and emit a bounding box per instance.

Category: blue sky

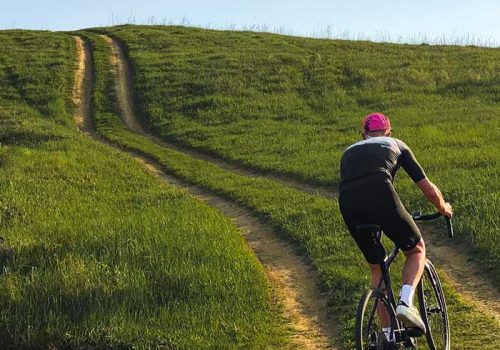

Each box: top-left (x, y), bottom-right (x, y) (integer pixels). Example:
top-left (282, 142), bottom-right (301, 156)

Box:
top-left (2, 1), bottom-right (500, 45)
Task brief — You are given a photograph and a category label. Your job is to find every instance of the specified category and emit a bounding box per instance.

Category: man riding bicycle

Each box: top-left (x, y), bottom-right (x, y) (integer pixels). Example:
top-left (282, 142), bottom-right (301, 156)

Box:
top-left (338, 113), bottom-right (453, 341)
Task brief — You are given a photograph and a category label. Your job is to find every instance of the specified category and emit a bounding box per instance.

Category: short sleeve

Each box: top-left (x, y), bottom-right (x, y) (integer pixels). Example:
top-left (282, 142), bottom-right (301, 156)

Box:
top-left (396, 139), bottom-right (426, 183)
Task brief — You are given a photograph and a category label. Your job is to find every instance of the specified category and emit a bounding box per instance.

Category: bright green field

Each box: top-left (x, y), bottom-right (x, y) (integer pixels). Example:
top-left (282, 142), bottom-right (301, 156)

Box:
top-left (1, 25), bottom-right (498, 349)
top-left (83, 27), bottom-right (500, 349)
top-left (0, 30), bottom-right (288, 349)
top-left (104, 25), bottom-right (500, 280)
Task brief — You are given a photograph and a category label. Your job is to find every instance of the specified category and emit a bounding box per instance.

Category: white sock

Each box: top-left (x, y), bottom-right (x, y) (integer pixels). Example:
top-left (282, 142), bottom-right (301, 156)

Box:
top-left (400, 284), bottom-right (415, 307)
top-left (382, 327), bottom-right (393, 341)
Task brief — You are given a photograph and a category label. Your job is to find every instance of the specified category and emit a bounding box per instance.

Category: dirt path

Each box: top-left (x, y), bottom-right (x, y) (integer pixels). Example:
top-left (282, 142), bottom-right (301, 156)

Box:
top-left (74, 35), bottom-right (339, 350)
top-left (73, 37), bottom-right (93, 131)
top-left (101, 35), bottom-right (337, 201)
top-left (140, 159), bottom-right (339, 349)
top-left (423, 230), bottom-right (500, 324)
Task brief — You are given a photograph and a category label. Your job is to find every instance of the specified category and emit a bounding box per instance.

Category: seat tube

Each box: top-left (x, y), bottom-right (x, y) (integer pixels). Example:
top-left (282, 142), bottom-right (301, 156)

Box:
top-left (382, 262), bottom-right (396, 308)
top-left (378, 263), bottom-right (385, 285)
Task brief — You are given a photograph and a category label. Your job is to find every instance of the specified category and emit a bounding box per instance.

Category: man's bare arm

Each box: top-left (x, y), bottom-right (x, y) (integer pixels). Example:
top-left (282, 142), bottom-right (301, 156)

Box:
top-left (416, 178), bottom-right (453, 217)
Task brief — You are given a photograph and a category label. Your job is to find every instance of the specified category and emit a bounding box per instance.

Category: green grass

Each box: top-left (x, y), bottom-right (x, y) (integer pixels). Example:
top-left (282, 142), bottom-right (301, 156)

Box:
top-left (83, 27), bottom-right (500, 349)
top-left (0, 30), bottom-right (289, 349)
top-left (101, 25), bottom-right (500, 281)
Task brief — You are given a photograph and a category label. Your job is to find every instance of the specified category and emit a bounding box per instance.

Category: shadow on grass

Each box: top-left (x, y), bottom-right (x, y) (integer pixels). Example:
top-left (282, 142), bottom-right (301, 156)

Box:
top-left (0, 241), bottom-right (184, 350)
top-left (0, 330), bottom-right (134, 350)
top-left (0, 129), bottom-right (64, 148)
top-left (439, 79), bottom-right (500, 101)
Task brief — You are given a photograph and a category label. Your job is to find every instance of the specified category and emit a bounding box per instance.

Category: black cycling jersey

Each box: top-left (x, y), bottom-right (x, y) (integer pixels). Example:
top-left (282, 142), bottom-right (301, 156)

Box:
top-left (339, 136), bottom-right (426, 191)
top-left (338, 136), bottom-right (426, 262)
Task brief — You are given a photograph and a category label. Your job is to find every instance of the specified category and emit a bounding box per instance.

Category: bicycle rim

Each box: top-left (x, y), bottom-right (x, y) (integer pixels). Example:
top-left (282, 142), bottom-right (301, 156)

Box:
top-left (417, 260), bottom-right (450, 350)
top-left (356, 289), bottom-right (395, 350)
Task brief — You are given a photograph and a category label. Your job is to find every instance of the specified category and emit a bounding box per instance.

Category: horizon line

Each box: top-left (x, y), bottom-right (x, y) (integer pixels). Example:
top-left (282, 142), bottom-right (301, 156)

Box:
top-left (2, 19), bottom-right (499, 48)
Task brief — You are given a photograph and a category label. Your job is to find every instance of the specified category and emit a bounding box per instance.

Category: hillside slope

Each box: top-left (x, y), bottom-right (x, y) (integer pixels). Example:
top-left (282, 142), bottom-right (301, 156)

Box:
top-left (0, 30), bottom-right (287, 349)
top-left (105, 25), bottom-right (500, 280)
top-left (83, 26), bottom-right (500, 349)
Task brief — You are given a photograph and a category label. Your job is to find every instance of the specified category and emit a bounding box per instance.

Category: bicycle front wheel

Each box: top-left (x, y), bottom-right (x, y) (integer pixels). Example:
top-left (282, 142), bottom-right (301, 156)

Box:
top-left (356, 288), bottom-right (396, 350)
top-left (417, 260), bottom-right (450, 350)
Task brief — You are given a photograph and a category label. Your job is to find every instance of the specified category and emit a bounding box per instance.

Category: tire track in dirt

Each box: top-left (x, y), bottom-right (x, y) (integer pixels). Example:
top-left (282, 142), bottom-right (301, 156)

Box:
top-left (422, 229), bottom-right (500, 324)
top-left (74, 35), bottom-right (340, 350)
top-left (73, 37), bottom-right (93, 132)
top-left (101, 35), bottom-right (337, 201)
top-left (103, 35), bottom-right (500, 327)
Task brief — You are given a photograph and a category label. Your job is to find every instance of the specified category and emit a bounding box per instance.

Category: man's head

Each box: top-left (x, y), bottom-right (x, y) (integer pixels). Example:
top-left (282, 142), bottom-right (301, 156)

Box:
top-left (361, 113), bottom-right (391, 139)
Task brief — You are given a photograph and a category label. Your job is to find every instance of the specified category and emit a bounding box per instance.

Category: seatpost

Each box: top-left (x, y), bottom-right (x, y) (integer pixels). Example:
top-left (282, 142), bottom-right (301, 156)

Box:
top-left (375, 231), bottom-right (390, 292)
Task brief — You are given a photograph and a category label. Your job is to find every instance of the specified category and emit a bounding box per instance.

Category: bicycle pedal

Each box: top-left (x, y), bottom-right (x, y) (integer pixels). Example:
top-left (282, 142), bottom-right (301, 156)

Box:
top-left (406, 327), bottom-right (424, 337)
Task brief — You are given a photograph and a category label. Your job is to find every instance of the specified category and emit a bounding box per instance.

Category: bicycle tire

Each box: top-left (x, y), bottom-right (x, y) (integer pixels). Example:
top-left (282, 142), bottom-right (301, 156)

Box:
top-left (356, 288), bottom-right (396, 350)
top-left (417, 260), bottom-right (450, 350)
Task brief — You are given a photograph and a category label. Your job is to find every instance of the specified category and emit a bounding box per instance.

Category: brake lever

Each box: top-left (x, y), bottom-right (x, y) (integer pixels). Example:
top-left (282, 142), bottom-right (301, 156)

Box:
top-left (445, 217), bottom-right (454, 238)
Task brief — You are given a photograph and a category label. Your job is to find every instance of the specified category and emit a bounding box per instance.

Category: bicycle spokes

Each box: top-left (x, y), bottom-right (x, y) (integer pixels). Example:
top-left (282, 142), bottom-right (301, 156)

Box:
top-left (356, 289), bottom-right (395, 350)
top-left (417, 261), bottom-right (450, 350)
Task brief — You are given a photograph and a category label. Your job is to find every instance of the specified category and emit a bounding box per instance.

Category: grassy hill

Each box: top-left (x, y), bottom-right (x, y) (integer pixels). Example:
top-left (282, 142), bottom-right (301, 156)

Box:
top-left (1, 25), bottom-right (498, 349)
top-left (0, 30), bottom-right (288, 349)
top-left (83, 26), bottom-right (500, 349)
top-left (104, 25), bottom-right (500, 278)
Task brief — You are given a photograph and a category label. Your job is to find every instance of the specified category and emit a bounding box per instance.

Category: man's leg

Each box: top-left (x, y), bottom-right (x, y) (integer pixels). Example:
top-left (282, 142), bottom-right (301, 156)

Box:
top-left (402, 239), bottom-right (426, 288)
top-left (396, 239), bottom-right (427, 332)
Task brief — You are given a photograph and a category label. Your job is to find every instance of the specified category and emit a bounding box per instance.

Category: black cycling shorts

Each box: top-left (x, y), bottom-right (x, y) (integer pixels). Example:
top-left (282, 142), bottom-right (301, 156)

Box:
top-left (339, 180), bottom-right (422, 264)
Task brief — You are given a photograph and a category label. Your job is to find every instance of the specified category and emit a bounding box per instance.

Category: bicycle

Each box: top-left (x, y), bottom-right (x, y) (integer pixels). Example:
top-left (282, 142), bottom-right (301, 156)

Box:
top-left (355, 212), bottom-right (453, 350)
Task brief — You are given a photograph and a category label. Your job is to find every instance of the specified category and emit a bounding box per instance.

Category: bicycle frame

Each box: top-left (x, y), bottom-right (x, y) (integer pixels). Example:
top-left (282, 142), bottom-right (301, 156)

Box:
top-left (358, 211), bottom-right (453, 349)
top-left (372, 232), bottom-right (406, 337)
top-left (376, 242), bottom-right (401, 311)
top-left (367, 234), bottom-right (424, 348)
top-left (372, 210), bottom-right (453, 308)
top-left (368, 212), bottom-right (453, 342)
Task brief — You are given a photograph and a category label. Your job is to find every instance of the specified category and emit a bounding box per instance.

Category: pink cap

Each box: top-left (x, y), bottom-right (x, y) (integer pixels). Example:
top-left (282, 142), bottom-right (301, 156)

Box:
top-left (362, 113), bottom-right (391, 132)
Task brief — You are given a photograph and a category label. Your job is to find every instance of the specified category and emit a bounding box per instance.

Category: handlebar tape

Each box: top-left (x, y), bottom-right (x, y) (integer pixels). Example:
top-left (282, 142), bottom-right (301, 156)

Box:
top-left (413, 212), bottom-right (454, 238)
top-left (413, 212), bottom-right (442, 221)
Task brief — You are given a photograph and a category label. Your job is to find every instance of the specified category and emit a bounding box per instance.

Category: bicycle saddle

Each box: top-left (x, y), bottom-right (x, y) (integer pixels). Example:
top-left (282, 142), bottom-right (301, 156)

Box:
top-left (355, 224), bottom-right (381, 234)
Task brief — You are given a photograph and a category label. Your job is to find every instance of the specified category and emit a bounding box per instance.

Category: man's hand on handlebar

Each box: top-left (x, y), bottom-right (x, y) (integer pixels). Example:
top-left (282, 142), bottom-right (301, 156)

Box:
top-left (412, 210), bottom-right (454, 238)
top-left (440, 202), bottom-right (453, 218)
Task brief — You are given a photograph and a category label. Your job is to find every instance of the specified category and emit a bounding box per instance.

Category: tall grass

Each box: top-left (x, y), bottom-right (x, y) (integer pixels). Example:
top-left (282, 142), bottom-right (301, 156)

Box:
top-left (0, 30), bottom-right (288, 349)
top-left (103, 15), bottom-right (500, 47)
top-left (83, 27), bottom-right (500, 349)
top-left (103, 25), bottom-right (500, 282)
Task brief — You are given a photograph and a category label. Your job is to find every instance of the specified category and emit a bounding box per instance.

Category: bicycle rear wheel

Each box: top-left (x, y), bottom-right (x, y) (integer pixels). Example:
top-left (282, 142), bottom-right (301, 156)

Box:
top-left (417, 260), bottom-right (450, 350)
top-left (356, 288), bottom-right (396, 350)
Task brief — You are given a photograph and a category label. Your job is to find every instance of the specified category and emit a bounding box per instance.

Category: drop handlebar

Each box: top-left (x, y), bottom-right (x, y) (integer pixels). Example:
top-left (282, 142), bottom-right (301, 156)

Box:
top-left (412, 211), bottom-right (454, 238)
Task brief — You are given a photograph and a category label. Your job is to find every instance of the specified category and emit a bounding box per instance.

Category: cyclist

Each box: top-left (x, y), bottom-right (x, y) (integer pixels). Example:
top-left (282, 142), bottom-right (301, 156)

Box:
top-left (338, 113), bottom-right (452, 339)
